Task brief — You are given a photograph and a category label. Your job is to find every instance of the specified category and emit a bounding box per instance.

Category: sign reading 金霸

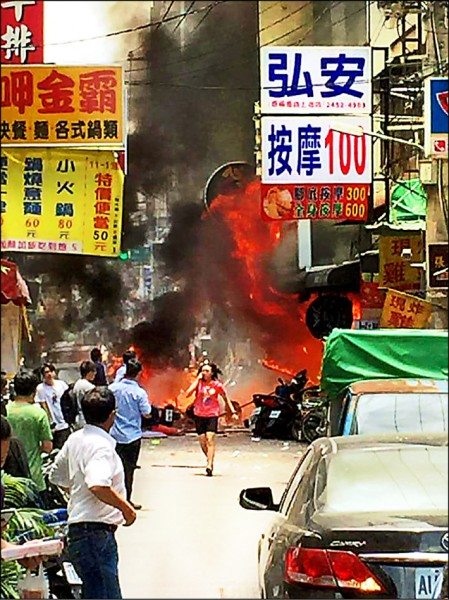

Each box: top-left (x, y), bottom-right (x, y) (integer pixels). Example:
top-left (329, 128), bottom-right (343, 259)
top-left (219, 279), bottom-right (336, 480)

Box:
top-left (1, 65), bottom-right (125, 146)
top-left (260, 46), bottom-right (371, 115)
top-left (1, 0), bottom-right (44, 64)
top-left (1, 148), bottom-right (124, 257)
top-left (261, 115), bottom-right (372, 221)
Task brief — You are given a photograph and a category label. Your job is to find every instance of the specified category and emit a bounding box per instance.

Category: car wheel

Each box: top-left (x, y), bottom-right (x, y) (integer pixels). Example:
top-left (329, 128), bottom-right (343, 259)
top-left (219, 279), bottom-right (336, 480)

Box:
top-left (301, 415), bottom-right (323, 443)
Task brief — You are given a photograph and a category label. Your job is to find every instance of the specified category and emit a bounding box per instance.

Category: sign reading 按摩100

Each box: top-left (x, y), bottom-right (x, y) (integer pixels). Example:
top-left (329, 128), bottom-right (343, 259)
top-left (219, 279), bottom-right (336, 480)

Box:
top-left (259, 46), bottom-right (372, 222)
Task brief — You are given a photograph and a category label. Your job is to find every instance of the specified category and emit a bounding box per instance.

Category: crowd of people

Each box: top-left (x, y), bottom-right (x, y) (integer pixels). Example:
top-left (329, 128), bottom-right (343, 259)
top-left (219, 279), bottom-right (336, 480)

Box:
top-left (0, 348), bottom-right (235, 599)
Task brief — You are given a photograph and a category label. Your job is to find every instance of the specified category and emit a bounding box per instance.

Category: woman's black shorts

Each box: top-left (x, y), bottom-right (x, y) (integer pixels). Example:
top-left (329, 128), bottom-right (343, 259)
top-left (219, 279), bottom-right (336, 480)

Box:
top-left (194, 416), bottom-right (218, 435)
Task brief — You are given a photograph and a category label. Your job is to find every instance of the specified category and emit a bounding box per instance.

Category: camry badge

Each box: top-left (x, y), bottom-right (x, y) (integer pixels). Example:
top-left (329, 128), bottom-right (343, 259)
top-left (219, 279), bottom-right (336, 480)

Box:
top-left (441, 532), bottom-right (448, 552)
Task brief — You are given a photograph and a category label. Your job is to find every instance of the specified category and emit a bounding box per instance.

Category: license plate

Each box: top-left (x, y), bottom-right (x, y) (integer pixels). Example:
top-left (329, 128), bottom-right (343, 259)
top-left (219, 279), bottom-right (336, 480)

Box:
top-left (253, 407), bottom-right (261, 415)
top-left (415, 567), bottom-right (443, 599)
top-left (269, 410), bottom-right (281, 418)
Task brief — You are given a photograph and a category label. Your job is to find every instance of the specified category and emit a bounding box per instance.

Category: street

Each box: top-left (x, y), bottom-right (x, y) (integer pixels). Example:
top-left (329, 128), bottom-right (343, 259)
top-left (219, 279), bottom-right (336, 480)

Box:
top-left (117, 431), bottom-right (306, 599)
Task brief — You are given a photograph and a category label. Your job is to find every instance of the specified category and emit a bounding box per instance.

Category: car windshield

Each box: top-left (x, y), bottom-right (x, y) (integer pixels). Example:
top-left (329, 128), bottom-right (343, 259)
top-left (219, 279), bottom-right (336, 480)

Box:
top-left (353, 392), bottom-right (448, 434)
top-left (321, 446), bottom-right (448, 514)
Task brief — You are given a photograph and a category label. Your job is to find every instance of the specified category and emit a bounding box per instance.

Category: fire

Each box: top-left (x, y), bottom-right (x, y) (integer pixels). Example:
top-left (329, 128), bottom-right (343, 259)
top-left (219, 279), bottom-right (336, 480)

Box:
top-left (208, 179), bottom-right (324, 379)
top-left (261, 359), bottom-right (295, 378)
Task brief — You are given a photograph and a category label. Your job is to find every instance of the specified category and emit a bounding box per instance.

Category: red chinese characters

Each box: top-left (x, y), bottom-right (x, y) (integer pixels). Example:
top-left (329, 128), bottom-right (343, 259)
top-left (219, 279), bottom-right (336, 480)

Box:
top-left (79, 70), bottom-right (117, 114)
top-left (37, 70), bottom-right (76, 114)
top-left (1, 1), bottom-right (44, 64)
top-left (93, 172), bottom-right (112, 251)
top-left (1, 69), bottom-right (33, 114)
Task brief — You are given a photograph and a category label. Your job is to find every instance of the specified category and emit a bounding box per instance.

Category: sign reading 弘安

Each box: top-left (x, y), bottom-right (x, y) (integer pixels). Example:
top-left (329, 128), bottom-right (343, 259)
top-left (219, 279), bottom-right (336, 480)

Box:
top-left (1, 148), bottom-right (124, 257)
top-left (1, 65), bottom-right (125, 147)
top-left (424, 78), bottom-right (448, 157)
top-left (260, 46), bottom-right (372, 115)
top-left (380, 289), bottom-right (432, 329)
top-left (261, 115), bottom-right (371, 221)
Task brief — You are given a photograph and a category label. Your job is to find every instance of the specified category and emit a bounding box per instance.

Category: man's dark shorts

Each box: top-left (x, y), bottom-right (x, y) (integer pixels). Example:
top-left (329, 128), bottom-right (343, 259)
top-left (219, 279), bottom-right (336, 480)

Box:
top-left (194, 416), bottom-right (218, 435)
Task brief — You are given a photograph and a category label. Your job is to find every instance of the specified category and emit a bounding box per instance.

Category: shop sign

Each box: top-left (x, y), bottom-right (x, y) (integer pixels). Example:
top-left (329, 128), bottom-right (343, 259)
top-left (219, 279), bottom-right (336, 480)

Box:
top-left (1, 0), bottom-right (44, 64)
top-left (380, 289), bottom-right (432, 329)
top-left (1, 147), bottom-right (124, 257)
top-left (1, 65), bottom-right (125, 147)
top-left (424, 78), bottom-right (448, 157)
top-left (428, 243), bottom-right (448, 288)
top-left (379, 234), bottom-right (423, 291)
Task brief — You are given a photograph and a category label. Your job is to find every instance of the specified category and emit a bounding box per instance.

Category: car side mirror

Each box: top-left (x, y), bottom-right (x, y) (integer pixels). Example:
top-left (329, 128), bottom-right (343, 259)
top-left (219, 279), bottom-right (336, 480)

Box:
top-left (239, 487), bottom-right (278, 511)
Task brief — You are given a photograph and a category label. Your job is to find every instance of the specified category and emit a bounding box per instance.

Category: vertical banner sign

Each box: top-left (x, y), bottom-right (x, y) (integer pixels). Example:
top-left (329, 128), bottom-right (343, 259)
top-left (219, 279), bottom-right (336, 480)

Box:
top-left (1, 148), bottom-right (124, 257)
top-left (380, 289), bottom-right (432, 329)
top-left (1, 65), bottom-right (125, 147)
top-left (261, 116), bottom-right (372, 221)
top-left (379, 234), bottom-right (423, 291)
top-left (425, 78), bottom-right (448, 157)
top-left (259, 46), bottom-right (372, 222)
top-left (1, 0), bottom-right (44, 64)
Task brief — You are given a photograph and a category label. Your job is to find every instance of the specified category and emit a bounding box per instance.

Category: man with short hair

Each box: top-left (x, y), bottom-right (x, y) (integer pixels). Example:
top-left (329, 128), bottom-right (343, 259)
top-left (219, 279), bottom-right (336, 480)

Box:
top-left (72, 360), bottom-right (97, 428)
top-left (35, 363), bottom-right (70, 449)
top-left (114, 350), bottom-right (136, 384)
top-left (6, 369), bottom-right (53, 495)
top-left (49, 387), bottom-right (136, 600)
top-left (91, 348), bottom-right (107, 386)
top-left (109, 359), bottom-right (151, 509)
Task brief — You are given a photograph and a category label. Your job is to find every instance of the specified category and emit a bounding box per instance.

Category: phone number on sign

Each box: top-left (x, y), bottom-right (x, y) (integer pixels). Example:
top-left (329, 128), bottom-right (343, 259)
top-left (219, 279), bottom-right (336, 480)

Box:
top-left (261, 184), bottom-right (370, 221)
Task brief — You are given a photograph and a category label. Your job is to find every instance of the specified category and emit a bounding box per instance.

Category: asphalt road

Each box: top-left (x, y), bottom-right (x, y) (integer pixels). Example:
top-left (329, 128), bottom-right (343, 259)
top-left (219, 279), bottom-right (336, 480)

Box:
top-left (116, 431), bottom-right (307, 599)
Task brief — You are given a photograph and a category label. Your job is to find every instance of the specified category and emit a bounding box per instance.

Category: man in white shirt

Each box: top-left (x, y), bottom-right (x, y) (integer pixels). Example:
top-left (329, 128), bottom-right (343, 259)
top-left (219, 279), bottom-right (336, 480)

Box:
top-left (49, 386), bottom-right (136, 600)
top-left (72, 360), bottom-right (96, 429)
top-left (35, 363), bottom-right (70, 449)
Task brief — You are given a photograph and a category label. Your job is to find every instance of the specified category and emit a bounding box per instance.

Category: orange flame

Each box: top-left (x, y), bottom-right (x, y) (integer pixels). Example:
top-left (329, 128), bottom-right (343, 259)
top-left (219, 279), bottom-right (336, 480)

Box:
top-left (262, 359), bottom-right (295, 378)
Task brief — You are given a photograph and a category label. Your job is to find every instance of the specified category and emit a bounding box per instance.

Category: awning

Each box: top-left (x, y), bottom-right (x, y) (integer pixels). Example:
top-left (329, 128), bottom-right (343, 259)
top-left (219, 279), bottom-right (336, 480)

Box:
top-left (1, 259), bottom-right (31, 306)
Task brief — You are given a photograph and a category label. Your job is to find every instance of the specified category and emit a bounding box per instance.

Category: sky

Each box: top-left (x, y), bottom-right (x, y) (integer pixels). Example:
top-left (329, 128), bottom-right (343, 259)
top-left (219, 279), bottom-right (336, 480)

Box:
top-left (44, 1), bottom-right (149, 65)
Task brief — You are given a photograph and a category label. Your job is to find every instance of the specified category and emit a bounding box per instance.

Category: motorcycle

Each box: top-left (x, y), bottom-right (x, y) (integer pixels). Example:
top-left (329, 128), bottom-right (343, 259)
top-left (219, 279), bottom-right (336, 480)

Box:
top-left (245, 370), bottom-right (313, 441)
top-left (244, 370), bottom-right (329, 442)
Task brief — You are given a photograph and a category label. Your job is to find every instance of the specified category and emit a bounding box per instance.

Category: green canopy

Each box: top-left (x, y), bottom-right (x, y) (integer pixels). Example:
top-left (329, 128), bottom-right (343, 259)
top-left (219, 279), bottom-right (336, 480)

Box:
top-left (321, 328), bottom-right (448, 400)
top-left (390, 178), bottom-right (427, 223)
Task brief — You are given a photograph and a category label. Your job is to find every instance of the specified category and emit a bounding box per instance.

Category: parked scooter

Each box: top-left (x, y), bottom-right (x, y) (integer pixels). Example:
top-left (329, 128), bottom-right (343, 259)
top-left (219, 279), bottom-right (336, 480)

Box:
top-left (245, 370), bottom-right (311, 441)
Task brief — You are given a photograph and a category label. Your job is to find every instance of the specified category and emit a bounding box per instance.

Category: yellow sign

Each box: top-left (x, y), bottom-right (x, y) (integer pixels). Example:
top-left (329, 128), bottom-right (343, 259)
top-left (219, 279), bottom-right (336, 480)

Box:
top-left (379, 234), bottom-right (423, 291)
top-left (1, 148), bottom-right (124, 257)
top-left (1, 65), bottom-right (124, 147)
top-left (380, 289), bottom-right (432, 329)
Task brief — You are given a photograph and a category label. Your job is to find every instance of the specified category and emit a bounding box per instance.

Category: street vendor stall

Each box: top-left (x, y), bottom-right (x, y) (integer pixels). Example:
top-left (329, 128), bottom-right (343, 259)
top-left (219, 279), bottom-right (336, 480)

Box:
top-left (1, 259), bottom-right (32, 377)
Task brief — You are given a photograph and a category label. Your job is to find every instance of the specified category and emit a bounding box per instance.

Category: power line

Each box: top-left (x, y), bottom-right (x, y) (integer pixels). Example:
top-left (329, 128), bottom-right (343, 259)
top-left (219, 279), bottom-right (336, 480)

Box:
top-left (260, 2), bottom-right (311, 34)
top-left (156, 1), bottom-right (176, 31)
top-left (40, 1), bottom-right (224, 48)
top-left (172, 1), bottom-right (196, 33)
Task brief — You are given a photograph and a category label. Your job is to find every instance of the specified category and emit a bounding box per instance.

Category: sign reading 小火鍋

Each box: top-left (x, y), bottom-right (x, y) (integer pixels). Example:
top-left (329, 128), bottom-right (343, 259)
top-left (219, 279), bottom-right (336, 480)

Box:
top-left (1, 0), bottom-right (44, 64)
top-left (260, 46), bottom-right (372, 115)
top-left (380, 289), bottom-right (432, 329)
top-left (379, 234), bottom-right (423, 291)
top-left (1, 65), bottom-right (125, 146)
top-left (261, 115), bottom-right (372, 221)
top-left (1, 148), bottom-right (124, 257)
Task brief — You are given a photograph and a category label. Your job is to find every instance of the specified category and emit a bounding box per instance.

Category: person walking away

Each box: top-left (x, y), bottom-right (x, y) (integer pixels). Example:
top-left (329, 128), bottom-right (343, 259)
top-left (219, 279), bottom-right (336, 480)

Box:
top-left (6, 370), bottom-right (53, 500)
top-left (185, 362), bottom-right (238, 477)
top-left (113, 350), bottom-right (136, 383)
top-left (35, 363), bottom-right (70, 449)
top-left (72, 360), bottom-right (96, 429)
top-left (91, 347), bottom-right (108, 386)
top-left (109, 359), bottom-right (151, 509)
top-left (49, 387), bottom-right (136, 599)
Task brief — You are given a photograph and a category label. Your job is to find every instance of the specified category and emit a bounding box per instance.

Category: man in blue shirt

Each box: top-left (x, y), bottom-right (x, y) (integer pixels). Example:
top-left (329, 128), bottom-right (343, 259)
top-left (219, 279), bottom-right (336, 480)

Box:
top-left (109, 359), bottom-right (151, 510)
top-left (114, 350), bottom-right (136, 384)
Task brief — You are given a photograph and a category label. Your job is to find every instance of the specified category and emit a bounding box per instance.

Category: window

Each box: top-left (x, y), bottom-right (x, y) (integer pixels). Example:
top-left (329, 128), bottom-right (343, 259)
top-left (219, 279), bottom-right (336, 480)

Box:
top-left (353, 392), bottom-right (448, 435)
top-left (279, 449), bottom-right (315, 517)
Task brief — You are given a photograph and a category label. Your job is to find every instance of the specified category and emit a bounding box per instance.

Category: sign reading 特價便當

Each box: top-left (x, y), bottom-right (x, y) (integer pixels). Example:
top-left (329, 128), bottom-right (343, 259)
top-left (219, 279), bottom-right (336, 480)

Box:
top-left (1, 148), bottom-right (124, 257)
top-left (1, 65), bottom-right (125, 147)
top-left (260, 115), bottom-right (372, 221)
top-left (260, 46), bottom-right (372, 115)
